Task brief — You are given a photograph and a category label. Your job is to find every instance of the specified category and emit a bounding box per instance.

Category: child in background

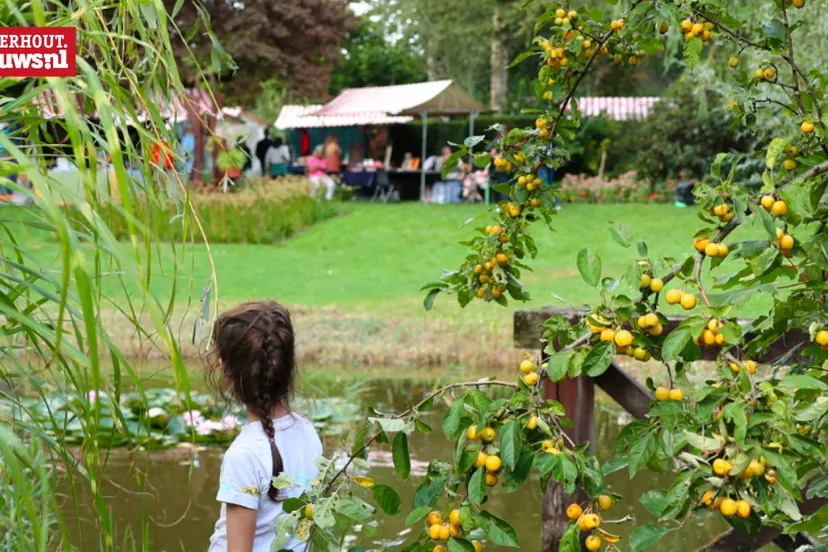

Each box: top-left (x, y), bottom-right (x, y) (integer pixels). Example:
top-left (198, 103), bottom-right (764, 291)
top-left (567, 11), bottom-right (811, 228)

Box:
top-left (207, 301), bottom-right (323, 552)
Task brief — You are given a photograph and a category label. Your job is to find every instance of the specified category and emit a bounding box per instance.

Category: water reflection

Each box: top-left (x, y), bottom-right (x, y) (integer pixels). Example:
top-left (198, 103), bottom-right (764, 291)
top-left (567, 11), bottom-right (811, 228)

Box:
top-left (65, 380), bottom-right (731, 551)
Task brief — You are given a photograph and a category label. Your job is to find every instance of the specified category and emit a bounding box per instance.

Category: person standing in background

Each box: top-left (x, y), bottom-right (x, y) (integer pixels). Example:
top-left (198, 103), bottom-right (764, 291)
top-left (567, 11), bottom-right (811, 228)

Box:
top-left (324, 135), bottom-right (342, 173)
top-left (255, 128), bottom-right (274, 176)
top-left (265, 137), bottom-right (291, 177)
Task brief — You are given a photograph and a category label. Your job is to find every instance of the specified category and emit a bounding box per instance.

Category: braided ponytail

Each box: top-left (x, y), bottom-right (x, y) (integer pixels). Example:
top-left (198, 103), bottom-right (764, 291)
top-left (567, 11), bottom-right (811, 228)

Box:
top-left (207, 301), bottom-right (297, 503)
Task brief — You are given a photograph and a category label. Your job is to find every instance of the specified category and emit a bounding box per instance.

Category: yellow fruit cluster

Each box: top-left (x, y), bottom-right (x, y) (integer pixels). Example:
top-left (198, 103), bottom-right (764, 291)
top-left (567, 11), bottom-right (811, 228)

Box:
top-left (695, 318), bottom-right (727, 348)
top-left (542, 438), bottom-right (564, 455)
top-left (755, 66), bottom-right (776, 81)
top-left (467, 424), bottom-right (503, 485)
top-left (814, 329), bottom-right (828, 351)
top-left (637, 313), bottom-right (663, 336)
top-left (654, 387), bottom-right (683, 401)
top-left (520, 358), bottom-right (539, 386)
top-left (680, 19), bottom-right (715, 41)
top-left (610, 18), bottom-right (624, 33)
top-left (711, 202), bottom-right (734, 223)
top-left (427, 509), bottom-right (482, 552)
top-left (664, 287), bottom-right (697, 310)
top-left (729, 359), bottom-right (757, 375)
top-left (702, 492), bottom-right (752, 519)
top-left (492, 157), bottom-right (514, 173)
top-left (553, 7), bottom-right (578, 26)
top-left (760, 195), bottom-right (788, 217)
top-left (517, 174), bottom-right (543, 191)
top-left (566, 502), bottom-right (621, 550)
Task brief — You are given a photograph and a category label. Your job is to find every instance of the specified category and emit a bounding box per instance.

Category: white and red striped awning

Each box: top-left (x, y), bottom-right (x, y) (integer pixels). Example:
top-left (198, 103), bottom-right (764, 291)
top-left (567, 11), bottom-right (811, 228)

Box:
top-left (566, 97), bottom-right (662, 120)
top-left (275, 104), bottom-right (413, 130)
top-left (30, 88), bottom-right (218, 122)
top-left (314, 80), bottom-right (490, 117)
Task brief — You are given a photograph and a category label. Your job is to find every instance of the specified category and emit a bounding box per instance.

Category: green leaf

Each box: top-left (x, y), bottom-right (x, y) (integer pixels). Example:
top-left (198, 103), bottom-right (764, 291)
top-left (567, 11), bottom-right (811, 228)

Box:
top-left (423, 288), bottom-right (441, 311)
top-left (601, 457), bottom-right (628, 476)
top-left (448, 538), bottom-right (476, 552)
top-left (683, 36), bottom-right (702, 69)
top-left (337, 498), bottom-right (375, 522)
top-left (762, 19), bottom-right (786, 40)
top-left (469, 467), bottom-right (487, 506)
top-left (629, 431), bottom-right (658, 477)
top-left (392, 432), bottom-right (411, 479)
top-left (373, 485), bottom-right (401, 515)
top-left (780, 375), bottom-right (828, 391)
top-left (413, 476), bottom-right (447, 509)
top-left (779, 183), bottom-right (813, 225)
top-left (457, 449), bottom-right (479, 474)
top-left (766, 136), bottom-right (791, 169)
top-left (499, 420), bottom-right (522, 471)
top-left (474, 511), bottom-right (520, 548)
top-left (546, 350), bottom-right (571, 382)
top-left (442, 398), bottom-right (466, 439)
top-left (640, 490), bottom-right (668, 517)
top-left (576, 248), bottom-right (602, 287)
top-left (757, 208), bottom-right (780, 243)
top-left (582, 340), bottom-right (615, 377)
top-left (502, 451), bottom-right (533, 492)
top-left (630, 523), bottom-right (669, 551)
top-left (683, 430), bottom-right (723, 452)
top-left (711, 153), bottom-right (728, 178)
top-left (507, 49), bottom-right (535, 69)
top-left (609, 221), bottom-right (633, 247)
top-left (405, 505), bottom-right (432, 526)
top-left (662, 326), bottom-right (691, 362)
top-left (723, 403), bottom-right (746, 448)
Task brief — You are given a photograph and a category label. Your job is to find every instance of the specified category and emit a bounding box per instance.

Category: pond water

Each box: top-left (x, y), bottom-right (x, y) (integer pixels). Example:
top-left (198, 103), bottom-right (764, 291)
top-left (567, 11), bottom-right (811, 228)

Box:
top-left (62, 377), bottom-right (735, 551)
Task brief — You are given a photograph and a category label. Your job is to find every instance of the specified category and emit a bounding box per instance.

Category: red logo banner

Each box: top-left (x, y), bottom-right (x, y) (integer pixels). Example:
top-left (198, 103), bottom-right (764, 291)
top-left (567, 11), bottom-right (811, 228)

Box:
top-left (0, 27), bottom-right (76, 77)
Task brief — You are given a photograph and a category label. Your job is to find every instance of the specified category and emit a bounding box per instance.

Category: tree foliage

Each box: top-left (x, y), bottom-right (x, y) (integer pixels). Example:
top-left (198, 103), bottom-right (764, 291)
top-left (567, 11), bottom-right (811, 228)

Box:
top-left (329, 18), bottom-right (428, 95)
top-left (282, 1), bottom-right (828, 551)
top-left (167, 0), bottom-right (356, 103)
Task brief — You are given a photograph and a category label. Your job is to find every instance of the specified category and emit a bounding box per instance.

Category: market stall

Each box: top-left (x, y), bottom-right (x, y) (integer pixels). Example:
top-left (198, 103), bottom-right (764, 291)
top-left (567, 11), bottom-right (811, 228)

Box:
top-left (313, 80), bottom-right (490, 201)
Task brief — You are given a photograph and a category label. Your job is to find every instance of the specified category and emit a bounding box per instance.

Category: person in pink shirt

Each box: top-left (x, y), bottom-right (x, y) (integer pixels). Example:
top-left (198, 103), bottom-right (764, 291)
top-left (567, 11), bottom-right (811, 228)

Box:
top-left (306, 145), bottom-right (335, 200)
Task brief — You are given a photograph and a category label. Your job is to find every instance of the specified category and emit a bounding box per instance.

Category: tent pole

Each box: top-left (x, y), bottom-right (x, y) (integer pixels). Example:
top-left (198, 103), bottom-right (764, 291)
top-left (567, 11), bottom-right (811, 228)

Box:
top-left (420, 111), bottom-right (428, 203)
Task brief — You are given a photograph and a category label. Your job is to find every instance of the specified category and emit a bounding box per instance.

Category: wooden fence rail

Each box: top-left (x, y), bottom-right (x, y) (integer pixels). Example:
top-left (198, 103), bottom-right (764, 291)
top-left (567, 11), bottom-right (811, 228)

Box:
top-left (513, 307), bottom-right (822, 552)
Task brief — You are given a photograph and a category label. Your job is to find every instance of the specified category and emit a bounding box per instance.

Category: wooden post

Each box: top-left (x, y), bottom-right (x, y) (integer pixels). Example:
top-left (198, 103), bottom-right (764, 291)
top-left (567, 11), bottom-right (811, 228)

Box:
top-left (541, 374), bottom-right (594, 552)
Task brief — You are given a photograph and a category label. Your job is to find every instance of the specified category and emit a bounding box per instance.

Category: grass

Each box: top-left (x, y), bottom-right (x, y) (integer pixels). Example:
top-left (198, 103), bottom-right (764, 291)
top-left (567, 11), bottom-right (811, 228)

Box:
top-left (8, 202), bottom-right (778, 368)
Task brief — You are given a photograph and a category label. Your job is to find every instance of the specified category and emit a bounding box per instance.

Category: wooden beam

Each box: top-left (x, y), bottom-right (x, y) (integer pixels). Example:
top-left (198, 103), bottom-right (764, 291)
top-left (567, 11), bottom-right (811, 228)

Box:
top-left (514, 307), bottom-right (808, 364)
top-left (594, 363), bottom-right (652, 420)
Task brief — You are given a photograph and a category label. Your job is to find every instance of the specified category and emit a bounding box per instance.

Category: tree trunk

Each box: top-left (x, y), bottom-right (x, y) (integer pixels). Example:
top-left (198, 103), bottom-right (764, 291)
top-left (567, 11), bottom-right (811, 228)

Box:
top-left (489, 3), bottom-right (508, 112)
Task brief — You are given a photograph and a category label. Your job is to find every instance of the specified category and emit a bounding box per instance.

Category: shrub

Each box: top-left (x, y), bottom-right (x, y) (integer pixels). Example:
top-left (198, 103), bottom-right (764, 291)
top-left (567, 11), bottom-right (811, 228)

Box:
top-left (72, 176), bottom-right (338, 244)
top-left (560, 171), bottom-right (675, 204)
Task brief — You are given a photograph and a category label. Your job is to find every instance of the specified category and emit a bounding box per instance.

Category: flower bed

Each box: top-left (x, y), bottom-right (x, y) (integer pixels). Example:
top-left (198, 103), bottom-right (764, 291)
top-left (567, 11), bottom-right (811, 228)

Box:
top-left (560, 171), bottom-right (676, 204)
top-left (0, 388), bottom-right (362, 449)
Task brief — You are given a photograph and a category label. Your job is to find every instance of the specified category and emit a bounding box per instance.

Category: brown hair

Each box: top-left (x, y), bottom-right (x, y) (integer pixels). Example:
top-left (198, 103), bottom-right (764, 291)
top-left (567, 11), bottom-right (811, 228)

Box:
top-left (207, 301), bottom-right (296, 501)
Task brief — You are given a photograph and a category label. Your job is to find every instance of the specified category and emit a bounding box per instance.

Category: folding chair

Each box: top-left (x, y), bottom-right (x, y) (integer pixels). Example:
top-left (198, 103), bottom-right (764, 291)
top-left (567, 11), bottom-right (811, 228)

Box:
top-left (371, 169), bottom-right (397, 203)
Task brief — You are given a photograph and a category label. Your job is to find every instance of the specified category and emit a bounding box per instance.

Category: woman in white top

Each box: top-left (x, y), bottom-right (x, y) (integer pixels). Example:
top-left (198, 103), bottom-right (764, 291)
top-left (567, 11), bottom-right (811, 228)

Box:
top-left (206, 301), bottom-right (323, 552)
top-left (265, 137), bottom-right (291, 177)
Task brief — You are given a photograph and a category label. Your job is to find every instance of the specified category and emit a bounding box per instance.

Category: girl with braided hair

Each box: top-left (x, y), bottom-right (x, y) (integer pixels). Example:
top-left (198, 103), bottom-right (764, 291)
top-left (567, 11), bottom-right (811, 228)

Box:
top-left (207, 301), bottom-right (322, 552)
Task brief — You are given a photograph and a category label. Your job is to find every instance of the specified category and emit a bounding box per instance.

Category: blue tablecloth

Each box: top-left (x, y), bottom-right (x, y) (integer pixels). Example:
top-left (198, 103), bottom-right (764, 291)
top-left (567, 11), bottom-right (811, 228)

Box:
top-left (341, 171), bottom-right (376, 188)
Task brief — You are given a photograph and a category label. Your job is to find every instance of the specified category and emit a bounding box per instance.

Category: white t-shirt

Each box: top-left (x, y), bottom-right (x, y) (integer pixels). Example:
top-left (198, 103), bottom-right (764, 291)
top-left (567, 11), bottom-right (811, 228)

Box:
top-left (208, 414), bottom-right (323, 552)
top-left (265, 145), bottom-right (291, 166)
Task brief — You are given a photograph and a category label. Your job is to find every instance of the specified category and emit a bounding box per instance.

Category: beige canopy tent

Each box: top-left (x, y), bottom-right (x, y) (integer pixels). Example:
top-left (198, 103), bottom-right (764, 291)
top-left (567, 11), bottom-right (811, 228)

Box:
top-left (315, 80), bottom-right (491, 201)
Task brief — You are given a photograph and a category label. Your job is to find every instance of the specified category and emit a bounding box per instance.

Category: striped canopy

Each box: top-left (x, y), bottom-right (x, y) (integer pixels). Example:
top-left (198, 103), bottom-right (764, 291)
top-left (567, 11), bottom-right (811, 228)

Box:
top-left (275, 104), bottom-right (413, 130)
top-left (567, 97), bottom-right (662, 120)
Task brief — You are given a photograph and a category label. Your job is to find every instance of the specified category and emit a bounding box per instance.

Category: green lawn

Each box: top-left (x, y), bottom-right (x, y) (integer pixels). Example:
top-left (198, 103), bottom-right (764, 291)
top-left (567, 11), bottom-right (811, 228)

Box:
top-left (11, 202), bottom-right (777, 319)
